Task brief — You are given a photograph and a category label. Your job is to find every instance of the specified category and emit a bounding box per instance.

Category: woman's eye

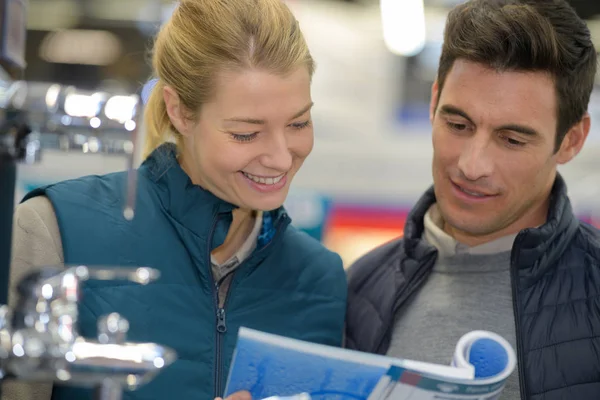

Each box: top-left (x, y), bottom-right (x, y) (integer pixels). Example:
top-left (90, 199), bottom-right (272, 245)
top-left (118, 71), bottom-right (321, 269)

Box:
top-left (230, 133), bottom-right (258, 142)
top-left (290, 120), bottom-right (311, 130)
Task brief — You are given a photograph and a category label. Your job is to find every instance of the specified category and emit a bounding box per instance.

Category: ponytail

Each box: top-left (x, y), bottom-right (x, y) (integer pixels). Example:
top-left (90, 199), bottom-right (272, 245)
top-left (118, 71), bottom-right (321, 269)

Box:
top-left (142, 79), bottom-right (173, 159)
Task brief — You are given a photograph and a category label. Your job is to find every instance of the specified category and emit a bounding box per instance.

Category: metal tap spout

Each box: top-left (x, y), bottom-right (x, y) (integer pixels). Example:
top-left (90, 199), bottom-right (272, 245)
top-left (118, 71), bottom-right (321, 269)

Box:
top-left (0, 266), bottom-right (177, 399)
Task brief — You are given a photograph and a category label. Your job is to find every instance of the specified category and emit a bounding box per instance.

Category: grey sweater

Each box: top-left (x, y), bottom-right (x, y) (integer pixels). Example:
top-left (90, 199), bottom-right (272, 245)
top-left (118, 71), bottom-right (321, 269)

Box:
top-left (386, 204), bottom-right (521, 399)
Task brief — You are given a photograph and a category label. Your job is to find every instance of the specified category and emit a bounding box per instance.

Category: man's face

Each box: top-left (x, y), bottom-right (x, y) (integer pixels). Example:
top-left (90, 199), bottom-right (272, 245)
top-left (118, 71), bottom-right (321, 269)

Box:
top-left (430, 60), bottom-right (589, 245)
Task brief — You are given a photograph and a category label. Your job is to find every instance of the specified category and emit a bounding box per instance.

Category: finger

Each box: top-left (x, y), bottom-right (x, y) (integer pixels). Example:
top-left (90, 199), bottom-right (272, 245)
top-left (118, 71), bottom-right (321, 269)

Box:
top-left (226, 391), bottom-right (252, 400)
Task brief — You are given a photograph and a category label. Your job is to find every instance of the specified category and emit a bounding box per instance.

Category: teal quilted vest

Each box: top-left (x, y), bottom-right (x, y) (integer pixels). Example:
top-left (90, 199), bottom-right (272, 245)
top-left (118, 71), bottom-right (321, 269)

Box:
top-left (23, 144), bottom-right (347, 400)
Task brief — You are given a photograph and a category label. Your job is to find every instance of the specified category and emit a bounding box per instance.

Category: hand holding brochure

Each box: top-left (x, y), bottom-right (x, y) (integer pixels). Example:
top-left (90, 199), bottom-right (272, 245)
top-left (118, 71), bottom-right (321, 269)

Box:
top-left (225, 328), bottom-right (516, 400)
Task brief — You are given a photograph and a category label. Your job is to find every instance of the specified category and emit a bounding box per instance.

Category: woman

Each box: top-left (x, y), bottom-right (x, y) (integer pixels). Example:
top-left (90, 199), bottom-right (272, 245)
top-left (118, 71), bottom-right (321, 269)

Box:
top-left (5, 0), bottom-right (347, 399)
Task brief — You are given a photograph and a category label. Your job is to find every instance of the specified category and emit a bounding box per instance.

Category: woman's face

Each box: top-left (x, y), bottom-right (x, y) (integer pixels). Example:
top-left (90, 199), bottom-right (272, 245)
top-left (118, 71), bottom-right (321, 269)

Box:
top-left (168, 67), bottom-right (314, 211)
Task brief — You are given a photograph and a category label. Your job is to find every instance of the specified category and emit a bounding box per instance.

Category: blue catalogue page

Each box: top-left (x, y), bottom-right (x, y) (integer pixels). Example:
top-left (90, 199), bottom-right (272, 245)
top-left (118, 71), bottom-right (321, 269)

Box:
top-left (224, 328), bottom-right (517, 400)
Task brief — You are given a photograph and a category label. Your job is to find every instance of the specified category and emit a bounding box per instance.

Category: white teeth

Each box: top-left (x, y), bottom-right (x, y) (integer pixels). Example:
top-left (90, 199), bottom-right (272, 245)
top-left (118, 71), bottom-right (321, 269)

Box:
top-left (461, 187), bottom-right (485, 197)
top-left (243, 172), bottom-right (284, 185)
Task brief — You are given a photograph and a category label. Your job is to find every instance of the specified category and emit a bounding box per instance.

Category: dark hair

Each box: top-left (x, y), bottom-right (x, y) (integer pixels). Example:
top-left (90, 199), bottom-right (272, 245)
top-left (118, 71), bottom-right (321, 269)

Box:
top-left (437, 0), bottom-right (597, 151)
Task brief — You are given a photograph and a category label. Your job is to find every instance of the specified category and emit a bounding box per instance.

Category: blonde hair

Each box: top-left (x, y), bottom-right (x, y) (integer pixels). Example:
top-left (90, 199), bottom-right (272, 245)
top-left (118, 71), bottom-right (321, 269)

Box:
top-left (142, 0), bottom-right (315, 159)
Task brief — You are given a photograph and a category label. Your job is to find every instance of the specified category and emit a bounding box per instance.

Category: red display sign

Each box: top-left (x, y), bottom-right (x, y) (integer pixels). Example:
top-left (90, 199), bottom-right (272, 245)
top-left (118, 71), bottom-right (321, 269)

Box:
top-left (323, 205), bottom-right (600, 268)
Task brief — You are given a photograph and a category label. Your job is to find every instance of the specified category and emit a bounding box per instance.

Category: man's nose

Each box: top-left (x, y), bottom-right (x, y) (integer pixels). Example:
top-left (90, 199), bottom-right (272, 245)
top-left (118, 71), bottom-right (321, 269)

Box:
top-left (457, 135), bottom-right (494, 181)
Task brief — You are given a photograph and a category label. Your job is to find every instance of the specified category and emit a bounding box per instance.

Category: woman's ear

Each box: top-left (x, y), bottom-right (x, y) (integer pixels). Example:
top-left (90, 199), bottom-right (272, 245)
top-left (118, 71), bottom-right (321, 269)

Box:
top-left (163, 86), bottom-right (192, 137)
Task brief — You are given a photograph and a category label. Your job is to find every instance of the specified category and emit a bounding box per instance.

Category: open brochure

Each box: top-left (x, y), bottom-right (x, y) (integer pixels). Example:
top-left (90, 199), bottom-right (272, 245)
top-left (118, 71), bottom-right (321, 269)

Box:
top-left (224, 328), bottom-right (516, 400)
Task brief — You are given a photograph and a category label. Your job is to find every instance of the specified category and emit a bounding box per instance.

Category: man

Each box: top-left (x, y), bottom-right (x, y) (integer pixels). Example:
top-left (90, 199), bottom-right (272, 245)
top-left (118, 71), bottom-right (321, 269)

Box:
top-left (345, 0), bottom-right (600, 399)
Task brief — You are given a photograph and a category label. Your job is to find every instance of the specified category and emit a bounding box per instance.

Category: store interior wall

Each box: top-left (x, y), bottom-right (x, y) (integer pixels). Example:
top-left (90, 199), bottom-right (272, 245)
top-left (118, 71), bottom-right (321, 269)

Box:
top-left (15, 0), bottom-right (600, 266)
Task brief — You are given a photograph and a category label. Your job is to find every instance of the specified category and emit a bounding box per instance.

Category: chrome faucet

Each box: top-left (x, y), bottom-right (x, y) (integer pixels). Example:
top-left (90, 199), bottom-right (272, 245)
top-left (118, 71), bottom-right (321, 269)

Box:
top-left (0, 78), bottom-right (174, 398)
top-left (11, 81), bottom-right (142, 220)
top-left (0, 3), bottom-right (170, 395)
top-left (0, 266), bottom-right (176, 399)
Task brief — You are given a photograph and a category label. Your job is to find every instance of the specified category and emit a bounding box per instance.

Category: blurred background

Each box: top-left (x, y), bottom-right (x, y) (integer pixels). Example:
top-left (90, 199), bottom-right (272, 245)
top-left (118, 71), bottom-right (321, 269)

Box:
top-left (14, 0), bottom-right (600, 267)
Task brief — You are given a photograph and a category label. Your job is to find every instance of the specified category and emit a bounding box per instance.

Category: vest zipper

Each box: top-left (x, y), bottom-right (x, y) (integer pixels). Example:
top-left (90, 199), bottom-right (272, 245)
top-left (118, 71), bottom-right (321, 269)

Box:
top-left (208, 214), bottom-right (224, 399)
top-left (510, 232), bottom-right (528, 400)
top-left (209, 211), bottom-right (290, 398)
top-left (214, 280), bottom-right (227, 398)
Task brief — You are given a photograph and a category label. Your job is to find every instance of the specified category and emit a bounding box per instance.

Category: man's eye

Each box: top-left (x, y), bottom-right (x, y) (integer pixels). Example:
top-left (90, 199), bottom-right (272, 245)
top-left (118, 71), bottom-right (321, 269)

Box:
top-left (447, 122), bottom-right (467, 131)
top-left (503, 136), bottom-right (526, 147)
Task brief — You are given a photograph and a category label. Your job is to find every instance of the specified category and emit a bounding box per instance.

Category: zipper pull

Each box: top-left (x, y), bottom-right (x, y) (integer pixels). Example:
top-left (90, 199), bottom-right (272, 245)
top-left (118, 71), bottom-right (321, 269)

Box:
top-left (216, 308), bottom-right (227, 333)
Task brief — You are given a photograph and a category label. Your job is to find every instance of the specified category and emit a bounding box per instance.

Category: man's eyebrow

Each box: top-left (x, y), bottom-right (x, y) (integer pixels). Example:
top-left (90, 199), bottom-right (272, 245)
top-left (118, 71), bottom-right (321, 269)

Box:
top-left (439, 104), bottom-right (540, 136)
top-left (438, 105), bottom-right (474, 123)
top-left (496, 123), bottom-right (539, 137)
